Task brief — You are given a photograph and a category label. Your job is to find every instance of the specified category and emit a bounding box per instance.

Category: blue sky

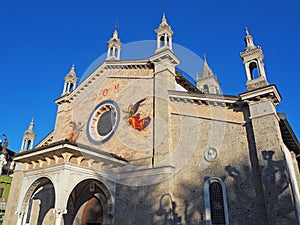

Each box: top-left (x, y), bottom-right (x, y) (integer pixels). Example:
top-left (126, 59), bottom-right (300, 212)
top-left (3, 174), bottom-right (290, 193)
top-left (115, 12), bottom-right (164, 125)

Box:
top-left (0, 0), bottom-right (299, 152)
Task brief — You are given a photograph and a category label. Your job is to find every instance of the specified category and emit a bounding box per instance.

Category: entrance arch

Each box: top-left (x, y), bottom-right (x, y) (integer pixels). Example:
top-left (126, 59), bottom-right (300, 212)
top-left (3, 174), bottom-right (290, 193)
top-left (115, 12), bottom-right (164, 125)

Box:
top-left (64, 179), bottom-right (113, 225)
top-left (81, 196), bottom-right (103, 225)
top-left (21, 177), bottom-right (56, 225)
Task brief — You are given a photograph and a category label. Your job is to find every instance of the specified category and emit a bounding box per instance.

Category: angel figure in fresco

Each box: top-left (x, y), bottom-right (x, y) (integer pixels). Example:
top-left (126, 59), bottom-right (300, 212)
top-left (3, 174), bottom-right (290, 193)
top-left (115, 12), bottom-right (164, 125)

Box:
top-left (123, 98), bottom-right (151, 131)
top-left (68, 121), bottom-right (85, 143)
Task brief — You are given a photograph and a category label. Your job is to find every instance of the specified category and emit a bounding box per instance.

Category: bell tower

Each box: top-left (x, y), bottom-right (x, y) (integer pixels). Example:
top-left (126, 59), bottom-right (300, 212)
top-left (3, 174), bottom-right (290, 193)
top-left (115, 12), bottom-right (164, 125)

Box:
top-left (196, 55), bottom-right (221, 94)
top-left (240, 28), bottom-right (268, 91)
top-left (21, 118), bottom-right (36, 151)
top-left (62, 64), bottom-right (78, 96)
top-left (106, 27), bottom-right (122, 60)
top-left (155, 13), bottom-right (173, 52)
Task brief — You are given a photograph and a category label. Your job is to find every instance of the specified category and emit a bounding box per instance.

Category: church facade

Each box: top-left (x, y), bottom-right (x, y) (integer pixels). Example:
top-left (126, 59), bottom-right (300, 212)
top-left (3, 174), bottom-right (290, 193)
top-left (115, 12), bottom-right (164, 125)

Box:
top-left (3, 15), bottom-right (300, 225)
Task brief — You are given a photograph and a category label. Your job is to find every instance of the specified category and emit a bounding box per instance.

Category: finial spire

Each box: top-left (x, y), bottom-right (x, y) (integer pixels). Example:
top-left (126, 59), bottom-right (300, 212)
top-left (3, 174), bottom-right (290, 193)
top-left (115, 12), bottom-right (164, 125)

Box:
top-left (162, 13), bottom-right (166, 21)
top-left (203, 53), bottom-right (207, 62)
top-left (29, 118), bottom-right (34, 130)
top-left (244, 26), bottom-right (255, 49)
top-left (69, 63), bottom-right (75, 75)
top-left (245, 27), bottom-right (249, 36)
top-left (160, 12), bottom-right (168, 25)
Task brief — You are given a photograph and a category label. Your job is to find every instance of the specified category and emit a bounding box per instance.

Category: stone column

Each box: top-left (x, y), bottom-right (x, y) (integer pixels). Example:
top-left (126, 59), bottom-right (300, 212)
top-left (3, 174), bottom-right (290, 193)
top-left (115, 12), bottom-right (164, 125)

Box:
top-left (15, 211), bottom-right (25, 225)
top-left (53, 209), bottom-right (67, 225)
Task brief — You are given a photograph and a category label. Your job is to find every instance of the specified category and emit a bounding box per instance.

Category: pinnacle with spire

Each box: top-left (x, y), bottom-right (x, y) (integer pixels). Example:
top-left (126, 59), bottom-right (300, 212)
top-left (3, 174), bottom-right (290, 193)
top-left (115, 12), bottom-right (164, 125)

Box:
top-left (28, 118), bottom-right (34, 131)
top-left (240, 27), bottom-right (268, 90)
top-left (62, 64), bottom-right (78, 95)
top-left (161, 13), bottom-right (168, 25)
top-left (196, 55), bottom-right (221, 94)
top-left (155, 13), bottom-right (174, 52)
top-left (244, 27), bottom-right (255, 49)
top-left (21, 118), bottom-right (37, 151)
top-left (156, 13), bottom-right (173, 33)
top-left (201, 54), bottom-right (213, 78)
top-left (107, 24), bottom-right (122, 60)
top-left (65, 63), bottom-right (77, 79)
top-left (112, 22), bottom-right (120, 41)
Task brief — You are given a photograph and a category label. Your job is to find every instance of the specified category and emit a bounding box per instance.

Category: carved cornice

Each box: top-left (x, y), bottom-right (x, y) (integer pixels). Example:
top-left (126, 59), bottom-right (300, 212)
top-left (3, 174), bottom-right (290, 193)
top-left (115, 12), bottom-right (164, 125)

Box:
top-left (14, 141), bottom-right (127, 169)
top-left (239, 84), bottom-right (281, 106)
top-left (169, 90), bottom-right (239, 108)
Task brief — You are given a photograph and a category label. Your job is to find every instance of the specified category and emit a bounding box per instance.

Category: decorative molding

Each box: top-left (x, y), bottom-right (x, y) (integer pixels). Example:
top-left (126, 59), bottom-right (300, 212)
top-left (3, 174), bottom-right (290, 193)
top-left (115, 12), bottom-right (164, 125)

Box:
top-left (53, 208), bottom-right (67, 216)
top-left (76, 156), bottom-right (84, 165)
top-left (239, 84), bottom-right (281, 105)
top-left (53, 155), bottom-right (60, 164)
top-left (61, 152), bottom-right (73, 163)
top-left (45, 157), bottom-right (51, 166)
top-left (38, 159), bottom-right (44, 168)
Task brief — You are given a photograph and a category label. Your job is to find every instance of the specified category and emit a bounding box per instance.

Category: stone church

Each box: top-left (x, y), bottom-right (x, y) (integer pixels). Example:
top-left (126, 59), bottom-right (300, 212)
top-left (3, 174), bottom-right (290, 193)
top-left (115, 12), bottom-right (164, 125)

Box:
top-left (3, 15), bottom-right (300, 225)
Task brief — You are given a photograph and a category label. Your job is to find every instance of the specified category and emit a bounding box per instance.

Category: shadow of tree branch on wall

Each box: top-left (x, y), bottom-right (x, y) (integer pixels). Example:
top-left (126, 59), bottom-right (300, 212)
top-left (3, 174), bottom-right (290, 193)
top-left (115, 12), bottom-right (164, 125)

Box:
top-left (153, 194), bottom-right (182, 225)
top-left (224, 150), bottom-right (296, 225)
top-left (113, 153), bottom-right (297, 224)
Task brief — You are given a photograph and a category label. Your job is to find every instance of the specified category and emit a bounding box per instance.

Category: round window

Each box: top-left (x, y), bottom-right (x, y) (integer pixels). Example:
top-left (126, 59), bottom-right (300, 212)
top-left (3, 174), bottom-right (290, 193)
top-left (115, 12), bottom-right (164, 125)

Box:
top-left (87, 100), bottom-right (120, 144)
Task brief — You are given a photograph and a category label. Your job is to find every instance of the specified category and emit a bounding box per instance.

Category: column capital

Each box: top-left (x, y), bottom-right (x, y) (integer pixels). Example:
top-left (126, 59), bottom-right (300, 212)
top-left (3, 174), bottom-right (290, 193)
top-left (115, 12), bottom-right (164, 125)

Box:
top-left (15, 211), bottom-right (25, 216)
top-left (53, 208), bottom-right (67, 217)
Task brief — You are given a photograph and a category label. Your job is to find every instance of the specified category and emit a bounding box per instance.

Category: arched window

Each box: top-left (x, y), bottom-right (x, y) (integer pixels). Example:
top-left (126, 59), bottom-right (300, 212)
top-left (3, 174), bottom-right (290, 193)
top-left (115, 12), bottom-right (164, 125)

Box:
top-left (160, 36), bottom-right (165, 48)
top-left (204, 177), bottom-right (229, 225)
top-left (26, 140), bottom-right (31, 150)
top-left (166, 36), bottom-right (170, 47)
top-left (115, 48), bottom-right (119, 58)
top-left (203, 84), bottom-right (209, 94)
top-left (249, 61), bottom-right (260, 79)
top-left (110, 47), bottom-right (114, 57)
top-left (69, 83), bottom-right (74, 92)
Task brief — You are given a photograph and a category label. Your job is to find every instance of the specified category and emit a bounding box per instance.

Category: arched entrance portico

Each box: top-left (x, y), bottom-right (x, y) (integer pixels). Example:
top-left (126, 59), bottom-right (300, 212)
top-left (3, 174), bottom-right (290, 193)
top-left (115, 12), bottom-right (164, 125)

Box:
top-left (64, 179), bottom-right (113, 225)
top-left (17, 177), bottom-right (56, 225)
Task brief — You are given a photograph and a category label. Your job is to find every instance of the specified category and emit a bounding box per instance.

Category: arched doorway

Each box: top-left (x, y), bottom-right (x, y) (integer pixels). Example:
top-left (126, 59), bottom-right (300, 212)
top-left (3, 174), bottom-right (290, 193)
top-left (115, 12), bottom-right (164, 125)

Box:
top-left (81, 196), bottom-right (103, 225)
top-left (21, 177), bottom-right (56, 225)
top-left (64, 179), bottom-right (112, 225)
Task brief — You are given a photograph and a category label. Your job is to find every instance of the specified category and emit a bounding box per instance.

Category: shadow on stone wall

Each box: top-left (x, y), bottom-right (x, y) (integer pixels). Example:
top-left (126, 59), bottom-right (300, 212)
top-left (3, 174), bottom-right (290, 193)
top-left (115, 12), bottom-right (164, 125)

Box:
top-left (32, 184), bottom-right (55, 225)
top-left (153, 193), bottom-right (182, 225)
top-left (224, 150), bottom-right (296, 225)
top-left (145, 154), bottom-right (296, 225)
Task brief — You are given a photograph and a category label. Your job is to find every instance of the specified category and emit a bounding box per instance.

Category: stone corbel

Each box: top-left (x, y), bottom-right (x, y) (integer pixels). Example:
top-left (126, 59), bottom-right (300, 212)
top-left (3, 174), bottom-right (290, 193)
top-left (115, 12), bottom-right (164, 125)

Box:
top-left (53, 155), bottom-right (60, 164)
top-left (38, 159), bottom-right (44, 168)
top-left (61, 152), bottom-right (73, 163)
top-left (31, 161), bottom-right (38, 169)
top-left (24, 163), bottom-right (29, 170)
top-left (45, 157), bottom-right (52, 166)
top-left (76, 156), bottom-right (84, 165)
top-left (86, 159), bottom-right (94, 168)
